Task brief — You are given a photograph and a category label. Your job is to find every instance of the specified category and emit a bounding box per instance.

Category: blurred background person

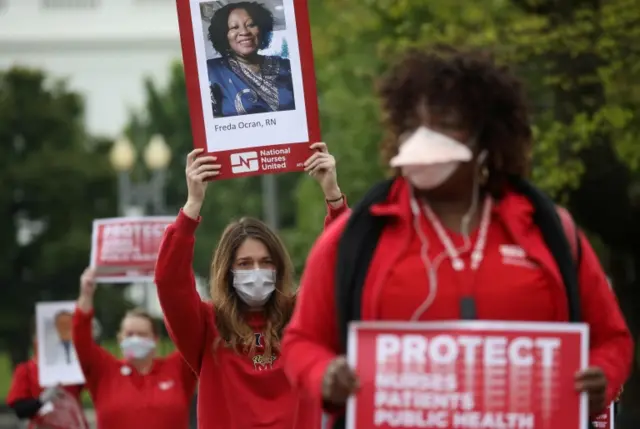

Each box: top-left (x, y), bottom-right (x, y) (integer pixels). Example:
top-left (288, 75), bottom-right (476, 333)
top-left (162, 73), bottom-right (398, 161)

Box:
top-left (281, 47), bottom-right (632, 428)
top-left (207, 1), bottom-right (295, 117)
top-left (6, 319), bottom-right (86, 429)
top-left (73, 268), bottom-right (198, 429)
top-left (154, 143), bottom-right (346, 429)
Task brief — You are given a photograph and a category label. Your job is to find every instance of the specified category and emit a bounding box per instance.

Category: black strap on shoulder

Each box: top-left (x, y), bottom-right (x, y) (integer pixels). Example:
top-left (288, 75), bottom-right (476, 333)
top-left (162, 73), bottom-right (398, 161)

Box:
top-left (335, 178), bottom-right (394, 353)
top-left (508, 177), bottom-right (582, 322)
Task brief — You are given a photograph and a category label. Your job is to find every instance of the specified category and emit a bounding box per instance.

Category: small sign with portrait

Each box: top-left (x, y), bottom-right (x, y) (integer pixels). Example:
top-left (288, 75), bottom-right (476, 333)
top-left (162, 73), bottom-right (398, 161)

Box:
top-left (36, 301), bottom-right (86, 387)
top-left (177, 0), bottom-right (320, 178)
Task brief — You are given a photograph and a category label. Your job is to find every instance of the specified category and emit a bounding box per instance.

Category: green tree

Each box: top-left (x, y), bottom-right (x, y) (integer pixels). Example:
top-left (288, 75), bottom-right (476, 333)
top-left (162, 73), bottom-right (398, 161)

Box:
top-left (0, 67), bottom-right (118, 366)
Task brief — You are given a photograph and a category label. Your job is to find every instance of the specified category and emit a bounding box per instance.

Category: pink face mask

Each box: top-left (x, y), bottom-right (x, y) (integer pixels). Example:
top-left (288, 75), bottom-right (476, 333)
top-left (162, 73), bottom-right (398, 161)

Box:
top-left (390, 127), bottom-right (473, 190)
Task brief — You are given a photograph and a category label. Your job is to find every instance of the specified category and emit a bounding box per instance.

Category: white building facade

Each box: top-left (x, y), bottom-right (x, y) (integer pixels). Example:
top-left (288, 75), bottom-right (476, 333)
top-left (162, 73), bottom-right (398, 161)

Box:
top-left (0, 0), bottom-right (183, 137)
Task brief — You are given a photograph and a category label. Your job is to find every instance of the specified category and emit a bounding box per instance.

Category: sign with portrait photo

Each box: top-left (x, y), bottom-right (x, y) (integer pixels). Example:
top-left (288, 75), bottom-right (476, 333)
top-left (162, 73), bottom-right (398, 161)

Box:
top-left (347, 321), bottom-right (589, 429)
top-left (36, 301), bottom-right (86, 387)
top-left (177, 0), bottom-right (320, 178)
top-left (90, 216), bottom-right (174, 283)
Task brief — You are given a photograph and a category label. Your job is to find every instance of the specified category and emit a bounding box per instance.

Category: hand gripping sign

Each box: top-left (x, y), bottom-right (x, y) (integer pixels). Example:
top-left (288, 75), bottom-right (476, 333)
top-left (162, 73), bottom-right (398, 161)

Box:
top-left (90, 216), bottom-right (174, 283)
top-left (347, 321), bottom-right (589, 429)
top-left (32, 388), bottom-right (89, 429)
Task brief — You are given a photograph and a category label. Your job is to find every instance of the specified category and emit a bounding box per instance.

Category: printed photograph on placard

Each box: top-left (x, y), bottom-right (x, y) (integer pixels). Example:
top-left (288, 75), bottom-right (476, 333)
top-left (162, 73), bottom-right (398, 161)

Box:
top-left (36, 301), bottom-right (87, 387)
top-left (179, 0), bottom-right (319, 173)
top-left (201, 0), bottom-right (295, 118)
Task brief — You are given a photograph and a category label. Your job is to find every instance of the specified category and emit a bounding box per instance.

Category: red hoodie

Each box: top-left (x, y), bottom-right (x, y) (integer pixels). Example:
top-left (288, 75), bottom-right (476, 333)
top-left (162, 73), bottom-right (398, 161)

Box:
top-left (282, 178), bottom-right (632, 422)
top-left (154, 200), bottom-right (348, 429)
top-left (72, 308), bottom-right (197, 429)
top-left (7, 359), bottom-right (85, 429)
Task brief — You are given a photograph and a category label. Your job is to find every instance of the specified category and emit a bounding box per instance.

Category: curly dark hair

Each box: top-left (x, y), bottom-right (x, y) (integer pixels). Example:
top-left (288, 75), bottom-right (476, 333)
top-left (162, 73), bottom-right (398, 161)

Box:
top-left (208, 2), bottom-right (274, 56)
top-left (378, 45), bottom-right (533, 196)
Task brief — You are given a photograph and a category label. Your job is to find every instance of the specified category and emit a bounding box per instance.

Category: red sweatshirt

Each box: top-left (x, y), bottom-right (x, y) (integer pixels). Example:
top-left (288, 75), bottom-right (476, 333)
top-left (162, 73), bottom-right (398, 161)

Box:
top-left (72, 308), bottom-right (197, 429)
top-left (154, 200), bottom-right (348, 429)
top-left (7, 359), bottom-right (84, 429)
top-left (282, 178), bottom-right (632, 421)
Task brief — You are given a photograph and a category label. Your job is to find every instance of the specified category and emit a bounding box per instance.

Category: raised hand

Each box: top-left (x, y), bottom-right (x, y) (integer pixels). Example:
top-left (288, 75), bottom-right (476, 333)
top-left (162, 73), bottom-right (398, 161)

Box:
top-left (184, 148), bottom-right (220, 218)
top-left (304, 142), bottom-right (342, 202)
top-left (78, 267), bottom-right (97, 312)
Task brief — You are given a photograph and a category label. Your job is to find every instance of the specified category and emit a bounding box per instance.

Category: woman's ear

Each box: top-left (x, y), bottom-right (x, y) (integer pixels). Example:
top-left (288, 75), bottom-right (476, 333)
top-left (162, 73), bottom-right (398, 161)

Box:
top-left (116, 332), bottom-right (123, 344)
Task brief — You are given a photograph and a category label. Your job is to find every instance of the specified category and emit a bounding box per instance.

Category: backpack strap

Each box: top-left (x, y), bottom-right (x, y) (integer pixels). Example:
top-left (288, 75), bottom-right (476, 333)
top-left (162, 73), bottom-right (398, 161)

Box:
top-left (556, 206), bottom-right (582, 265)
top-left (509, 177), bottom-right (582, 322)
top-left (335, 179), bottom-right (394, 353)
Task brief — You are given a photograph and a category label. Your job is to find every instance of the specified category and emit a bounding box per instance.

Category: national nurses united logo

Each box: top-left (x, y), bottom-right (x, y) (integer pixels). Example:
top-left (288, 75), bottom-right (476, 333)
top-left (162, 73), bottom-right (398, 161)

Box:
top-left (230, 148), bottom-right (291, 175)
top-left (231, 151), bottom-right (259, 174)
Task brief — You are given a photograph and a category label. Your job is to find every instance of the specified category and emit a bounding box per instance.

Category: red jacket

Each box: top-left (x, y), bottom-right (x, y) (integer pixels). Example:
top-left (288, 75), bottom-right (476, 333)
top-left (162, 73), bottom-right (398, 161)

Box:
top-left (6, 359), bottom-right (85, 429)
top-left (282, 178), bottom-right (632, 418)
top-left (154, 201), bottom-right (348, 429)
top-left (72, 308), bottom-right (197, 429)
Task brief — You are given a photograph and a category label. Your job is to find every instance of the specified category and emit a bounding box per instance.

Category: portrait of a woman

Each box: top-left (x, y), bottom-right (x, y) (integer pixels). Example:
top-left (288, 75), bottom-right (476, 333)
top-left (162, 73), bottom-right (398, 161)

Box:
top-left (206, 1), bottom-right (296, 118)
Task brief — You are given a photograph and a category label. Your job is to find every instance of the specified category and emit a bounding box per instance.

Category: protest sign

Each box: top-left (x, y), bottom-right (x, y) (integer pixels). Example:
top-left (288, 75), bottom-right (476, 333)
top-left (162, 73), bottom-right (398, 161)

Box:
top-left (347, 321), bottom-right (589, 429)
top-left (36, 302), bottom-right (85, 387)
top-left (90, 216), bottom-right (173, 283)
top-left (592, 403), bottom-right (615, 429)
top-left (32, 388), bottom-right (89, 429)
top-left (177, 0), bottom-right (320, 179)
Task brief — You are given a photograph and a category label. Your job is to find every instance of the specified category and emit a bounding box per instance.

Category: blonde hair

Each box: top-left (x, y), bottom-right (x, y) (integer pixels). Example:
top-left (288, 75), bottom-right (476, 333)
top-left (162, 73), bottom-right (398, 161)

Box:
top-left (210, 217), bottom-right (295, 358)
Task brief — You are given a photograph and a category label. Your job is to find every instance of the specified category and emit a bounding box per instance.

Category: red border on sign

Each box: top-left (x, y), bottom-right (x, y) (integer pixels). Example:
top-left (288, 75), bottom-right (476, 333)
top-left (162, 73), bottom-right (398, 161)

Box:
top-left (175, 0), bottom-right (321, 179)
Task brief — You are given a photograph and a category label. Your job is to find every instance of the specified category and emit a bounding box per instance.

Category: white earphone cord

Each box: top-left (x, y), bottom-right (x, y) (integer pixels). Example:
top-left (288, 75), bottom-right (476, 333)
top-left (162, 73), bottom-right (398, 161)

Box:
top-left (409, 156), bottom-right (490, 321)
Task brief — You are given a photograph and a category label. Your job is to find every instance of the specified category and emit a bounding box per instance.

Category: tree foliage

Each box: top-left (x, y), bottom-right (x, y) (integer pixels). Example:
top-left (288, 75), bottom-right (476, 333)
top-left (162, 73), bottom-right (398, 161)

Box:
top-left (0, 68), bottom-right (118, 364)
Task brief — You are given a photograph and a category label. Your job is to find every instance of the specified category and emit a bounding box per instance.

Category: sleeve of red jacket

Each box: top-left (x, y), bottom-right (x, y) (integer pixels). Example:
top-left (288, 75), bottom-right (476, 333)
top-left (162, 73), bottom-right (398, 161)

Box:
top-left (6, 362), bottom-right (32, 405)
top-left (168, 351), bottom-right (198, 398)
top-left (154, 210), bottom-right (210, 375)
top-left (577, 233), bottom-right (632, 407)
top-left (282, 215), bottom-right (350, 407)
top-left (72, 308), bottom-right (112, 385)
top-left (323, 196), bottom-right (350, 229)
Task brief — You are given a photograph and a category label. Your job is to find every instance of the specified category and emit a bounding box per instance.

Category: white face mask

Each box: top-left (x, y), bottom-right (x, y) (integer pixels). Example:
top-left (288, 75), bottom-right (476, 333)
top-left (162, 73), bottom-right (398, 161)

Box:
top-left (402, 162), bottom-right (460, 190)
top-left (232, 268), bottom-right (276, 307)
top-left (120, 336), bottom-right (156, 360)
top-left (390, 126), bottom-right (476, 190)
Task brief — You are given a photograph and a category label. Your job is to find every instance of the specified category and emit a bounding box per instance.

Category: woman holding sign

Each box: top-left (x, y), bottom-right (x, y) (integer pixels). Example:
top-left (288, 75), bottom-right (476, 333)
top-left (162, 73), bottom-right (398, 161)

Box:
top-left (281, 47), bottom-right (632, 428)
top-left (6, 321), bottom-right (86, 429)
top-left (154, 142), bottom-right (347, 429)
top-left (72, 271), bottom-right (198, 429)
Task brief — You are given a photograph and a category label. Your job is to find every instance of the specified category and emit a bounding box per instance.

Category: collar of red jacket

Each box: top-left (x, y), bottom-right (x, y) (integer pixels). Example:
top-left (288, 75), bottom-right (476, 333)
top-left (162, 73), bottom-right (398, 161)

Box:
top-left (369, 176), bottom-right (535, 226)
top-left (367, 177), bottom-right (564, 289)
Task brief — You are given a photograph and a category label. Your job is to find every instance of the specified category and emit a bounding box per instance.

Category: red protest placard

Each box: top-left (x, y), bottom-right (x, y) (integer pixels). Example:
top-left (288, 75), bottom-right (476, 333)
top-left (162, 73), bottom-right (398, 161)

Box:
top-left (176, 0), bottom-right (321, 179)
top-left (347, 321), bottom-right (589, 429)
top-left (32, 389), bottom-right (89, 429)
top-left (90, 217), bottom-right (174, 283)
top-left (592, 403), bottom-right (615, 429)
